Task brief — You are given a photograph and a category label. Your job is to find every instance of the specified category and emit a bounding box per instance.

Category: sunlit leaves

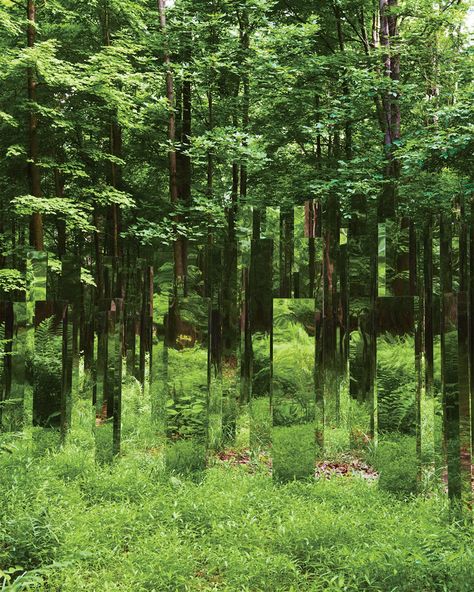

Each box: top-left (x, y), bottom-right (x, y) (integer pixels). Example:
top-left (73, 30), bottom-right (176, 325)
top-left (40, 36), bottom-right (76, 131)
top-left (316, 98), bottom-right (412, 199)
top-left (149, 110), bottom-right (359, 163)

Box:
top-left (0, 269), bottom-right (26, 294)
top-left (6, 39), bottom-right (79, 88)
top-left (82, 186), bottom-right (135, 209)
top-left (11, 196), bottom-right (95, 232)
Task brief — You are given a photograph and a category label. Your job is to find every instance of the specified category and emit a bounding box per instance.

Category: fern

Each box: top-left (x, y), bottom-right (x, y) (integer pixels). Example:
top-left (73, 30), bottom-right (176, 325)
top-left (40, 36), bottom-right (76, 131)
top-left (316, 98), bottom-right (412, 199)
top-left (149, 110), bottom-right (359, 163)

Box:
top-left (25, 316), bottom-right (63, 427)
top-left (377, 334), bottom-right (417, 434)
top-left (34, 316), bottom-right (62, 357)
top-left (273, 323), bottom-right (314, 425)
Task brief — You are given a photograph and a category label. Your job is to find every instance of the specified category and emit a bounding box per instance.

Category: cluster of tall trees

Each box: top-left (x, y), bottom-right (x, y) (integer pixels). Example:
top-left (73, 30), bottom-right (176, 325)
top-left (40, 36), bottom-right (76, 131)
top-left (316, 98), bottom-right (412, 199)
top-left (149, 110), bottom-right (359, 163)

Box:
top-left (0, 0), bottom-right (472, 295)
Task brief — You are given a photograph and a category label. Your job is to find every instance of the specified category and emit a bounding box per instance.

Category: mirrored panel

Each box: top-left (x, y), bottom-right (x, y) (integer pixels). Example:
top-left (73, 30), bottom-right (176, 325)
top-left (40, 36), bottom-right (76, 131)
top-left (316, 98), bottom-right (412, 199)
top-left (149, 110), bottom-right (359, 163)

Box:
top-left (164, 294), bottom-right (209, 475)
top-left (272, 298), bottom-right (316, 482)
top-left (279, 209), bottom-right (294, 298)
top-left (150, 250), bottom-right (174, 443)
top-left (206, 243), bottom-right (223, 452)
top-left (0, 302), bottom-right (26, 432)
top-left (249, 238), bottom-right (273, 453)
top-left (31, 301), bottom-right (68, 451)
top-left (442, 292), bottom-right (472, 511)
top-left (95, 299), bottom-right (123, 463)
top-left (28, 250), bottom-right (47, 302)
top-left (348, 297), bottom-right (375, 450)
top-left (375, 296), bottom-right (420, 496)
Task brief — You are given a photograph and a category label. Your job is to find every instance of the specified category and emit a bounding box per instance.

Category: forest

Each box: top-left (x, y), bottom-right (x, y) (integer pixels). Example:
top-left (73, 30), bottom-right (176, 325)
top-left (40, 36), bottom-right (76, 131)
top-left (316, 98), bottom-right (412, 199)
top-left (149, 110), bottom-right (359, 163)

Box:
top-left (0, 0), bottom-right (474, 590)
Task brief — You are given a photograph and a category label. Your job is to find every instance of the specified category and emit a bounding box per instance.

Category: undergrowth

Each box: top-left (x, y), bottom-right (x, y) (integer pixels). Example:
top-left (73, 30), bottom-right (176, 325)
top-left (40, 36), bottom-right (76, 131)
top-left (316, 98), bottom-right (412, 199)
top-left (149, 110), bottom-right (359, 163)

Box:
top-left (0, 424), bottom-right (473, 592)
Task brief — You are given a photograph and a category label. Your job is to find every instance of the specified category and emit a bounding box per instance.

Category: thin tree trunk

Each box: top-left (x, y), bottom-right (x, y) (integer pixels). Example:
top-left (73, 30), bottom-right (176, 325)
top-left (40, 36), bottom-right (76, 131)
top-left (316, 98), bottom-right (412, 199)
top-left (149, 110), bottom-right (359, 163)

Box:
top-left (27, 0), bottom-right (44, 250)
top-left (239, 9), bottom-right (250, 203)
top-left (179, 50), bottom-right (192, 207)
top-left (54, 169), bottom-right (66, 258)
top-left (108, 121), bottom-right (122, 258)
top-left (158, 0), bottom-right (186, 287)
top-left (102, 2), bottom-right (122, 259)
top-left (176, 35), bottom-right (192, 291)
top-left (333, 3), bottom-right (352, 161)
top-left (379, 0), bottom-right (400, 216)
top-left (207, 90), bottom-right (213, 196)
top-left (238, 7), bottom-right (258, 244)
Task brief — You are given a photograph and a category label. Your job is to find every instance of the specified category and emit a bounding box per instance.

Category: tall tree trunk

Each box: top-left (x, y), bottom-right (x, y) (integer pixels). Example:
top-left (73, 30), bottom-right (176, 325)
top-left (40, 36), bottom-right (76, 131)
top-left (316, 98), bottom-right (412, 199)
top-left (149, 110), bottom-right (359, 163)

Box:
top-left (333, 3), bottom-right (352, 161)
top-left (54, 169), bottom-right (66, 258)
top-left (102, 1), bottom-right (122, 259)
top-left (176, 34), bottom-right (192, 292)
top-left (207, 89), bottom-right (213, 196)
top-left (222, 56), bottom-right (241, 362)
top-left (238, 8), bottom-right (250, 203)
top-left (178, 44), bottom-right (192, 207)
top-left (238, 8), bottom-right (256, 239)
top-left (379, 0), bottom-right (400, 217)
top-left (107, 121), bottom-right (122, 258)
top-left (27, 0), bottom-right (44, 250)
top-left (158, 0), bottom-right (186, 287)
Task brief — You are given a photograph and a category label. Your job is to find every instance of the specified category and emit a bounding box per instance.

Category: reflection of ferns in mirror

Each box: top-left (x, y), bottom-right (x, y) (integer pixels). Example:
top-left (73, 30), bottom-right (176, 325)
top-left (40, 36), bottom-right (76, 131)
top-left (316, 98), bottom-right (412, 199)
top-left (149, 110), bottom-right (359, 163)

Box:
top-left (166, 346), bottom-right (208, 440)
top-left (377, 334), bottom-right (416, 435)
top-left (272, 323), bottom-right (314, 426)
top-left (27, 317), bottom-right (63, 428)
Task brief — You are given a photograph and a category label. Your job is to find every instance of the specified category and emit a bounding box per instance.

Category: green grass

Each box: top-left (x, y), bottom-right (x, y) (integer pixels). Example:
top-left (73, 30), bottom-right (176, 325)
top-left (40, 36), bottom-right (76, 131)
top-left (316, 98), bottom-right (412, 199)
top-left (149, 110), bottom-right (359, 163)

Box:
top-left (1, 428), bottom-right (474, 592)
top-left (0, 367), bottom-right (471, 592)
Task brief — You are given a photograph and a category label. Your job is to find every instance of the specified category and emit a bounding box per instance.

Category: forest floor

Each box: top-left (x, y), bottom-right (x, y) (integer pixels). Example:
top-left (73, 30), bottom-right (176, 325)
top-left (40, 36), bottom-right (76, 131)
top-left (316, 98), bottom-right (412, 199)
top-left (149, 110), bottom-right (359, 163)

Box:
top-left (1, 427), bottom-right (474, 592)
top-left (215, 447), bottom-right (378, 480)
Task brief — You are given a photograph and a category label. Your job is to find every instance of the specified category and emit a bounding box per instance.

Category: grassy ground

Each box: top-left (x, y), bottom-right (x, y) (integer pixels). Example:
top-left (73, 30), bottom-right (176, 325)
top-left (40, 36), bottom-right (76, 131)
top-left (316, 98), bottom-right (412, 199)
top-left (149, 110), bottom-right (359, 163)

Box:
top-left (1, 435), bottom-right (473, 591)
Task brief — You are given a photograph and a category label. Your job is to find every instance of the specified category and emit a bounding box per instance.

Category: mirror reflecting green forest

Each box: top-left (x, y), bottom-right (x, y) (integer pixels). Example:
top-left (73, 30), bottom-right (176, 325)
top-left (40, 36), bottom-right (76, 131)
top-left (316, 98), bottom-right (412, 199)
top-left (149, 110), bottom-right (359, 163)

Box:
top-left (1, 0), bottom-right (474, 589)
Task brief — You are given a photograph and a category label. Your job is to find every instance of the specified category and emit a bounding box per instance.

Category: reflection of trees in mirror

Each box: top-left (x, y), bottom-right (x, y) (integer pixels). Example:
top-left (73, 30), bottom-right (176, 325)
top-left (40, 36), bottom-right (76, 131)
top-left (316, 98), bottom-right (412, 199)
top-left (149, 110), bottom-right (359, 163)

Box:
top-left (1, 0), bottom-right (474, 585)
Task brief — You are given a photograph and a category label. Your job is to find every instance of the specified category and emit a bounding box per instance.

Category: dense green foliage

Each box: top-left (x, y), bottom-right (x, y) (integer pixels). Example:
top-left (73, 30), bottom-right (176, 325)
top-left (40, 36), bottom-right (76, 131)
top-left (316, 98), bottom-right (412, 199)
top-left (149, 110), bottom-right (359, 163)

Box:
top-left (1, 405), bottom-right (474, 592)
top-left (1, 1), bottom-right (474, 590)
top-left (0, 0), bottom-right (472, 260)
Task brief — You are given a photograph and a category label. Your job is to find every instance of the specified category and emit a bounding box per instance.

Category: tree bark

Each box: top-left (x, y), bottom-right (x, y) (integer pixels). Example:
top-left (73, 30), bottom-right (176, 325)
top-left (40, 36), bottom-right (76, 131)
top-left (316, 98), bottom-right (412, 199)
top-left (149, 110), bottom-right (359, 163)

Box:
top-left (54, 169), bottom-right (66, 258)
top-left (333, 3), bottom-right (352, 161)
top-left (207, 90), bottom-right (213, 196)
top-left (176, 34), bottom-right (192, 291)
top-left (158, 0), bottom-right (186, 287)
top-left (27, 0), bottom-right (44, 250)
top-left (107, 121), bottom-right (122, 258)
top-left (238, 8), bottom-right (250, 204)
top-left (379, 0), bottom-right (400, 216)
top-left (102, 1), bottom-right (122, 259)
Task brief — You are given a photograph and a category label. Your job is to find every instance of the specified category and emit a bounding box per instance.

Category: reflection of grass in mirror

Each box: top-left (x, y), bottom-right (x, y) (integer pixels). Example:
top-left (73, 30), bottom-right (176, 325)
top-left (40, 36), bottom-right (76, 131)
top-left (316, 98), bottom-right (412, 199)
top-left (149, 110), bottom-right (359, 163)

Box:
top-left (250, 332), bottom-right (271, 398)
top-left (368, 434), bottom-right (419, 497)
top-left (348, 398), bottom-right (372, 450)
top-left (165, 439), bottom-right (206, 478)
top-left (95, 421), bottom-right (114, 464)
top-left (272, 424), bottom-right (316, 482)
top-left (235, 404), bottom-right (250, 450)
top-left (121, 375), bottom-right (157, 454)
top-left (324, 426), bottom-right (353, 458)
top-left (250, 396), bottom-right (271, 449)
